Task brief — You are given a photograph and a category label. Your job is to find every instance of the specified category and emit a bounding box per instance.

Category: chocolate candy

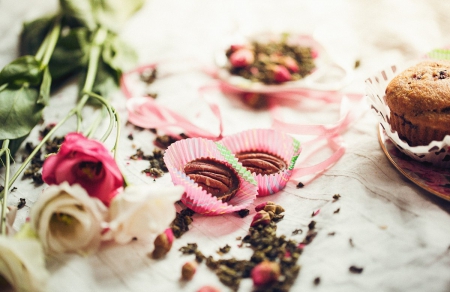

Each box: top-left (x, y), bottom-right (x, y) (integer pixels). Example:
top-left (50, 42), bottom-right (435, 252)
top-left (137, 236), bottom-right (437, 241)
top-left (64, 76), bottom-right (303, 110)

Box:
top-left (235, 151), bottom-right (286, 175)
top-left (184, 158), bottom-right (239, 202)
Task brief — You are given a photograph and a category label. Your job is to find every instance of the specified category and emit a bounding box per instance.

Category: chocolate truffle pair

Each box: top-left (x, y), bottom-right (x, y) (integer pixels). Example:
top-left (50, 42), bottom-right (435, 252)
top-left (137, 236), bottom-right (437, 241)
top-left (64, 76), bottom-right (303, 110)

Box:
top-left (184, 151), bottom-right (286, 202)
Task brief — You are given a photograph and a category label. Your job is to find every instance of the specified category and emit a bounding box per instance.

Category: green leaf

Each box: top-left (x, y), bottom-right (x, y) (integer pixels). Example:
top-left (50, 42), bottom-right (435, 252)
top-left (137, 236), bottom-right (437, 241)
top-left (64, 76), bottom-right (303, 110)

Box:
top-left (47, 27), bottom-right (89, 84)
top-left (20, 16), bottom-right (55, 56)
top-left (0, 86), bottom-right (44, 140)
top-left (38, 67), bottom-right (51, 105)
top-left (59, 0), bottom-right (146, 32)
top-left (102, 34), bottom-right (137, 79)
top-left (0, 56), bottom-right (43, 87)
top-left (0, 135), bottom-right (28, 160)
top-left (59, 0), bottom-right (97, 30)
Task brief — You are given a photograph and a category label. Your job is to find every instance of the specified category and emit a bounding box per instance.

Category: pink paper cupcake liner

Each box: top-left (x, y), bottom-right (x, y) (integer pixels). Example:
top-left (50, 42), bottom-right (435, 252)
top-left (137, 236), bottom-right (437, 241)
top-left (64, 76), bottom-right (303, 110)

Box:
top-left (220, 129), bottom-right (301, 196)
top-left (366, 61), bottom-right (450, 168)
top-left (163, 138), bottom-right (258, 215)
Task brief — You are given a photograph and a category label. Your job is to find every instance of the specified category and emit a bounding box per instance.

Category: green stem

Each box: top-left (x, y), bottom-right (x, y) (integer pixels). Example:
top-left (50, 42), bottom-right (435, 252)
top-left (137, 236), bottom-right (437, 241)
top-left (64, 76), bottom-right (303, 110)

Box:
top-left (1, 140), bottom-right (10, 235)
top-left (83, 91), bottom-right (115, 142)
top-left (35, 16), bottom-right (62, 67)
top-left (1, 109), bottom-right (76, 196)
top-left (76, 26), bottom-right (108, 113)
top-left (84, 109), bottom-right (106, 138)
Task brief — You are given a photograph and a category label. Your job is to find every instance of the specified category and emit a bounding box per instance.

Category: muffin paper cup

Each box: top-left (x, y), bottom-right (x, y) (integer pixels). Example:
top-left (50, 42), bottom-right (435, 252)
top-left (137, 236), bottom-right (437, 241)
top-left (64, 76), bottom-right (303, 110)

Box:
top-left (164, 138), bottom-right (258, 215)
top-left (220, 129), bottom-right (302, 196)
top-left (366, 62), bottom-right (450, 168)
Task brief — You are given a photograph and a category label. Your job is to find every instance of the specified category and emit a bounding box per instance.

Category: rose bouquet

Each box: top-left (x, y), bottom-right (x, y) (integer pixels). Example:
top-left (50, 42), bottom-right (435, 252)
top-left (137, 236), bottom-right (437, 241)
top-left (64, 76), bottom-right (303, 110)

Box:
top-left (0, 0), bottom-right (189, 291)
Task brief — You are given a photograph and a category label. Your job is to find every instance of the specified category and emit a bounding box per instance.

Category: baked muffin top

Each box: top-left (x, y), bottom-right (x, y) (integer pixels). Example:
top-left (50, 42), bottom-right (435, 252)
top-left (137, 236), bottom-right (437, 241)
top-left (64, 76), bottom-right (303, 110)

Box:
top-left (385, 60), bottom-right (450, 124)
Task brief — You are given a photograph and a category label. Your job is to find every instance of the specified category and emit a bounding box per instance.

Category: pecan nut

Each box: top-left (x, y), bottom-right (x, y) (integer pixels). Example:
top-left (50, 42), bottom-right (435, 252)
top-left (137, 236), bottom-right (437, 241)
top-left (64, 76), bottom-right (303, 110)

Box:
top-left (184, 158), bottom-right (239, 202)
top-left (235, 151), bottom-right (286, 175)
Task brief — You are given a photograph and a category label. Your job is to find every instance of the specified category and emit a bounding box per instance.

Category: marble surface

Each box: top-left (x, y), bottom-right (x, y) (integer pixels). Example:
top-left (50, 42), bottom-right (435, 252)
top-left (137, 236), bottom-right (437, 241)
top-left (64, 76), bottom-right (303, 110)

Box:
top-left (1, 1), bottom-right (450, 291)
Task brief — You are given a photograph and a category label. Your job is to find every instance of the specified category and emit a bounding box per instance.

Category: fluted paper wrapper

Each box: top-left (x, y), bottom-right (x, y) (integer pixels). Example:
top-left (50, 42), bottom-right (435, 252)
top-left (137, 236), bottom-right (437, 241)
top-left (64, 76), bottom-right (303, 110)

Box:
top-left (366, 62), bottom-right (450, 168)
top-left (164, 138), bottom-right (258, 215)
top-left (220, 129), bottom-right (301, 196)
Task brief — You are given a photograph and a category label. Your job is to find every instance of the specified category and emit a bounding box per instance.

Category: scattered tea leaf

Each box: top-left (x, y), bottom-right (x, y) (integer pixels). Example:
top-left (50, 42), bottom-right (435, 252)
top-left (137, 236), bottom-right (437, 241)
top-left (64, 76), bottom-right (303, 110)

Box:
top-left (313, 277), bottom-right (321, 285)
top-left (236, 209), bottom-right (249, 218)
top-left (296, 182), bottom-right (304, 188)
top-left (17, 198), bottom-right (26, 209)
top-left (349, 266), bottom-right (364, 274)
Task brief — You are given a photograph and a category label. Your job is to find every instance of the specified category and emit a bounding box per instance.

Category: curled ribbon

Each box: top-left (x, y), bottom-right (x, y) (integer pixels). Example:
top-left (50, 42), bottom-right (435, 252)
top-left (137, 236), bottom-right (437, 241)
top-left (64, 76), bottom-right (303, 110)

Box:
top-left (121, 63), bottom-right (224, 140)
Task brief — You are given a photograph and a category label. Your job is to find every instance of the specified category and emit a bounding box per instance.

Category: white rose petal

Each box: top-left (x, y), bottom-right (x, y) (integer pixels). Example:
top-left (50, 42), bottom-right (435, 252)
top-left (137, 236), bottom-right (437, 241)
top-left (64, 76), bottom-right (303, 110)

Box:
top-left (0, 206), bottom-right (17, 236)
top-left (0, 236), bottom-right (49, 292)
top-left (30, 182), bottom-right (107, 255)
top-left (107, 185), bottom-right (184, 244)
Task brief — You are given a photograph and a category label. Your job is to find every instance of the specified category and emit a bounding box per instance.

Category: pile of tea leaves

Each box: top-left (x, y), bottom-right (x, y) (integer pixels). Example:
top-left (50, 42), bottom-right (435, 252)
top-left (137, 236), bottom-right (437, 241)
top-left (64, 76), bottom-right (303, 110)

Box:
top-left (179, 207), bottom-right (319, 291)
top-left (227, 40), bottom-right (316, 84)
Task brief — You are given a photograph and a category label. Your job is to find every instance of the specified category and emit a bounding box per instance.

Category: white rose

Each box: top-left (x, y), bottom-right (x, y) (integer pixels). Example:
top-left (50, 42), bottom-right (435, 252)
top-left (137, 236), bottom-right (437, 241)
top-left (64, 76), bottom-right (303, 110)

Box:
top-left (30, 182), bottom-right (107, 255)
top-left (106, 185), bottom-right (184, 244)
top-left (0, 236), bottom-right (49, 292)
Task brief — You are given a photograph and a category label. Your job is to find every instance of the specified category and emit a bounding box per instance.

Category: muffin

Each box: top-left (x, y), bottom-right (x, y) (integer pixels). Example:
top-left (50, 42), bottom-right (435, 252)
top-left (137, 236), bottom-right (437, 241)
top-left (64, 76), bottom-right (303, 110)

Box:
top-left (385, 60), bottom-right (450, 146)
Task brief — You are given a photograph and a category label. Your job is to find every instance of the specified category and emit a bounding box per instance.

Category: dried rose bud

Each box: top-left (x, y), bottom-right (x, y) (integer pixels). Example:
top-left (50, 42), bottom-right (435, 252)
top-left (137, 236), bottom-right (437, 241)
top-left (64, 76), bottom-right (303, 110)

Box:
top-left (275, 205), bottom-right (285, 214)
top-left (229, 48), bottom-right (254, 68)
top-left (311, 49), bottom-right (319, 58)
top-left (251, 210), bottom-right (271, 227)
top-left (197, 285), bottom-right (221, 292)
top-left (255, 201), bottom-right (275, 212)
top-left (267, 210), bottom-right (275, 219)
top-left (272, 65), bottom-right (292, 83)
top-left (151, 228), bottom-right (174, 259)
top-left (263, 204), bottom-right (277, 213)
top-left (283, 56), bottom-right (299, 73)
top-left (251, 261), bottom-right (280, 287)
top-left (181, 261), bottom-right (197, 281)
top-left (229, 44), bottom-right (245, 53)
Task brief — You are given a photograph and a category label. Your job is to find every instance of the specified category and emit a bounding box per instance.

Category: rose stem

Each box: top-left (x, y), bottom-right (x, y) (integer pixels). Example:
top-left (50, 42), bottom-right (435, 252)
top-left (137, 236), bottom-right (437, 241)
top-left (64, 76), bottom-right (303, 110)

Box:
top-left (75, 26), bottom-right (108, 131)
top-left (0, 26), bottom-right (111, 197)
top-left (0, 17), bottom-right (62, 208)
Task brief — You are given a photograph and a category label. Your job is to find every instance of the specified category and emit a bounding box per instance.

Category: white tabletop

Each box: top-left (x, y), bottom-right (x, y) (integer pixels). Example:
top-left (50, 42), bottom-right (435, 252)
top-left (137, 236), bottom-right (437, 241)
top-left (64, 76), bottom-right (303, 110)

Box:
top-left (1, 1), bottom-right (450, 291)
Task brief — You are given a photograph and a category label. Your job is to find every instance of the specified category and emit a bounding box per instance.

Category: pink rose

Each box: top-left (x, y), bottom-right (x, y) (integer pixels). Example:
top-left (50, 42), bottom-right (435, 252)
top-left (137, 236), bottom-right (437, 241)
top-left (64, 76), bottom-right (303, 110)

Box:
top-left (229, 48), bottom-right (254, 68)
top-left (42, 133), bottom-right (123, 205)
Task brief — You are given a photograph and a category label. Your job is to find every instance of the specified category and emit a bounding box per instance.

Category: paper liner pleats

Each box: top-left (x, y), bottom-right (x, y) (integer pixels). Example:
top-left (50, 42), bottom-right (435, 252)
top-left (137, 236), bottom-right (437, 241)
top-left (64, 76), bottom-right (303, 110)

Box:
top-left (366, 61), bottom-right (450, 168)
top-left (164, 138), bottom-right (258, 215)
top-left (220, 129), bottom-right (301, 196)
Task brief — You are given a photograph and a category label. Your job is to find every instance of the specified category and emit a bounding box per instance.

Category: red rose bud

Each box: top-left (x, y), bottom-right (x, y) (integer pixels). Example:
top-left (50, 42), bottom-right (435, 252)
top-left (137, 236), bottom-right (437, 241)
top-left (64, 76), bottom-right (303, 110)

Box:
top-left (283, 56), bottom-right (299, 73)
top-left (255, 201), bottom-right (275, 212)
top-left (151, 228), bottom-right (174, 259)
top-left (311, 49), bottom-right (319, 58)
top-left (181, 261), bottom-right (197, 281)
top-left (197, 286), bottom-right (221, 292)
top-left (229, 44), bottom-right (245, 53)
top-left (229, 48), bottom-right (254, 68)
top-left (251, 210), bottom-right (271, 227)
top-left (251, 261), bottom-right (280, 287)
top-left (273, 65), bottom-right (292, 83)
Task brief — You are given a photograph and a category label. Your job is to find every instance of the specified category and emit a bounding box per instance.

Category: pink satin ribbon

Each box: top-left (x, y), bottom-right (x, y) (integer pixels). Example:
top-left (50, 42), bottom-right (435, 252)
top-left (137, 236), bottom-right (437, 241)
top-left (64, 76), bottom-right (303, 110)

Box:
top-left (121, 62), bottom-right (365, 184)
top-left (121, 63), bottom-right (224, 140)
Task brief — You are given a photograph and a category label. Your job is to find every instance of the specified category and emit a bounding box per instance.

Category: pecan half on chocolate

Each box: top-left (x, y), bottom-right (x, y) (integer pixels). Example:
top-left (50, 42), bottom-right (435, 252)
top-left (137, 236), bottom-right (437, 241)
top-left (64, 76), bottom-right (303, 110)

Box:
top-left (235, 151), bottom-right (286, 175)
top-left (184, 158), bottom-right (240, 202)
